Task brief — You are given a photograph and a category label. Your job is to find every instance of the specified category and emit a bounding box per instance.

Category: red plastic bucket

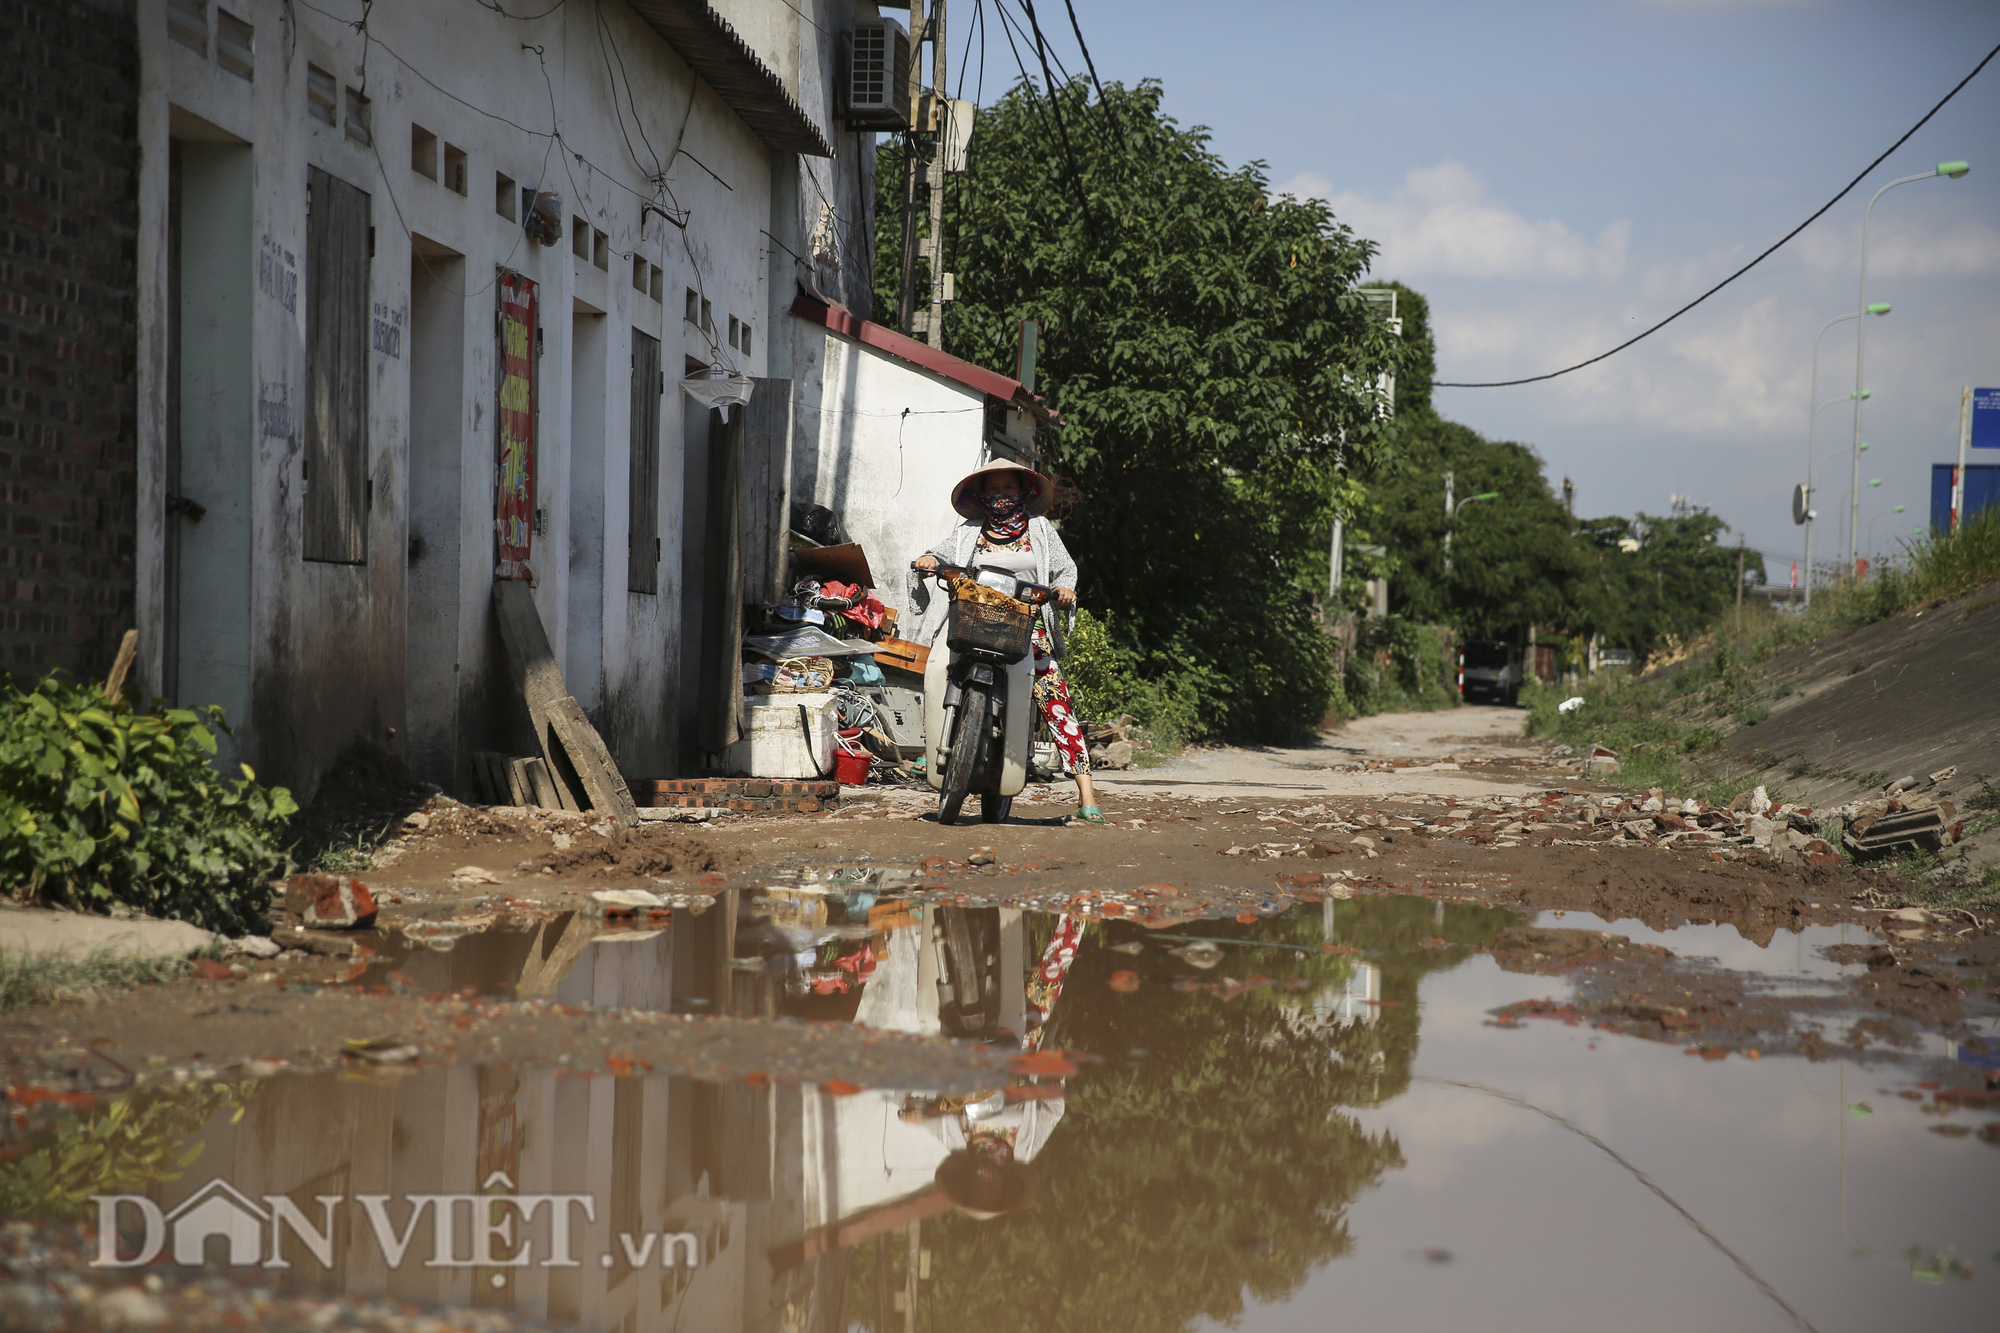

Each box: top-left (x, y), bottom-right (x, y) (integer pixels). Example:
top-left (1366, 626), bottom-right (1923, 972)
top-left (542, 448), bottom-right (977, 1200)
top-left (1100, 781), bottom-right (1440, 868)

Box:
top-left (834, 749), bottom-right (871, 786)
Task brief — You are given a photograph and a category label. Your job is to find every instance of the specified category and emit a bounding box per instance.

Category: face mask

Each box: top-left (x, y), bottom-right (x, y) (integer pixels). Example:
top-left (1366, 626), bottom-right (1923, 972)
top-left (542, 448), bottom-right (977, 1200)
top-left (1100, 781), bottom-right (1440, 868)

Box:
top-left (981, 491), bottom-right (1025, 521)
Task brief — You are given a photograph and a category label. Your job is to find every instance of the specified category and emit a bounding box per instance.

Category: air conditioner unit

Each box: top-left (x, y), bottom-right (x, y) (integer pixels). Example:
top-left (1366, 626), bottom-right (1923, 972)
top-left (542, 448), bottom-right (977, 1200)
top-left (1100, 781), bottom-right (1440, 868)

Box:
top-left (843, 18), bottom-right (911, 131)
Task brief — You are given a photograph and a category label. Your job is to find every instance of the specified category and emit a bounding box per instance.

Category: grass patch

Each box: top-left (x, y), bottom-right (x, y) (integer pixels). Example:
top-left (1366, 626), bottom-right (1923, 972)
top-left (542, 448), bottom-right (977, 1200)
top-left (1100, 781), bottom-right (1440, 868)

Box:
top-left (0, 949), bottom-right (191, 1011)
top-left (1523, 674), bottom-right (1766, 801)
top-left (1752, 504), bottom-right (2000, 652)
top-left (286, 742), bottom-right (433, 873)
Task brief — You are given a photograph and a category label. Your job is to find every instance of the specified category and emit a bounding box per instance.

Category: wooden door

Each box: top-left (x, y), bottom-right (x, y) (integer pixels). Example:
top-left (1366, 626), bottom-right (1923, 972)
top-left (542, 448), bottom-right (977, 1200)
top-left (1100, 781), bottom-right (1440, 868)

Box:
top-left (303, 166), bottom-right (370, 564)
top-left (627, 331), bottom-right (662, 593)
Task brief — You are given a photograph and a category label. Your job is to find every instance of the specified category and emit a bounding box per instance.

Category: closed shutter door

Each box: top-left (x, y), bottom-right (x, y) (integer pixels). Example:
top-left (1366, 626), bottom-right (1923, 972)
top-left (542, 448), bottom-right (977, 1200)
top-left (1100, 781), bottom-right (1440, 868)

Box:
top-left (628, 331), bottom-right (662, 594)
top-left (740, 377), bottom-right (792, 604)
top-left (303, 166), bottom-right (371, 564)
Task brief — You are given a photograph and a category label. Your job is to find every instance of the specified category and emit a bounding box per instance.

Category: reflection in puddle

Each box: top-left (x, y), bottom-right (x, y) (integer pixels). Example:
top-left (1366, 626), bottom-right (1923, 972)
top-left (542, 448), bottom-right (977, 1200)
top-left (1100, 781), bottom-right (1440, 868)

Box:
top-left (20, 895), bottom-right (1996, 1332)
top-left (1530, 908), bottom-right (1877, 984)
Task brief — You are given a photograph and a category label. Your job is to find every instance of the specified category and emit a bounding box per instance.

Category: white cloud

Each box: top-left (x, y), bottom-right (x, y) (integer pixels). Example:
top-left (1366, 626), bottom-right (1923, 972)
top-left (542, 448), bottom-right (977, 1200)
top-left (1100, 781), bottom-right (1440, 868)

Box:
top-left (1281, 161), bottom-right (1632, 282)
top-left (1796, 217), bottom-right (2000, 279)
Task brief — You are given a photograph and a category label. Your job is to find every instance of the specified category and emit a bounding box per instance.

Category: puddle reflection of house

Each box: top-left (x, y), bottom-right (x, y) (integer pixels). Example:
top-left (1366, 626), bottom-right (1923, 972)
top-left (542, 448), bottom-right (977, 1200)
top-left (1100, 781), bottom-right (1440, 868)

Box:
top-left (137, 900), bottom-right (967, 1329)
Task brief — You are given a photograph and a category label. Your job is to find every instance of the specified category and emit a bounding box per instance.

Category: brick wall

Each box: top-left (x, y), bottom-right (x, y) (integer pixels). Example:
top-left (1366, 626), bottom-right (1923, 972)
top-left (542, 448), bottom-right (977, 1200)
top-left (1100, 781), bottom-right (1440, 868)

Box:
top-left (0, 0), bottom-right (138, 680)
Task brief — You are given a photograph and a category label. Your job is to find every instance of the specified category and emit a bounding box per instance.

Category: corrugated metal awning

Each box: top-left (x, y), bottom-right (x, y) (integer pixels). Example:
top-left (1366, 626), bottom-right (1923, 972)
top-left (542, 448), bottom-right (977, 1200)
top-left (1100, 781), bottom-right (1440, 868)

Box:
top-left (629, 0), bottom-right (834, 158)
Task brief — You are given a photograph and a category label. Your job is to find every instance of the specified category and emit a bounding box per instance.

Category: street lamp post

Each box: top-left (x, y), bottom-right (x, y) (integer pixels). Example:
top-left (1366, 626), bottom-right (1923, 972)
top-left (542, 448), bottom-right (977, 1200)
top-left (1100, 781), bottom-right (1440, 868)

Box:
top-left (1816, 441), bottom-right (1868, 573)
top-left (1849, 161), bottom-right (1968, 571)
top-left (1866, 504), bottom-right (1907, 560)
top-left (1836, 478), bottom-right (1884, 566)
top-left (1442, 470), bottom-right (1499, 577)
top-left (1803, 308), bottom-right (1886, 608)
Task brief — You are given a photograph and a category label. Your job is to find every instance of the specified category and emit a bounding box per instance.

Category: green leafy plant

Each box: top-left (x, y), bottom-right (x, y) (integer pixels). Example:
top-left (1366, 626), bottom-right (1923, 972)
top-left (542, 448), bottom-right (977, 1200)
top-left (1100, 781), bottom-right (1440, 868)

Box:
top-left (0, 1082), bottom-right (258, 1219)
top-left (0, 672), bottom-right (297, 934)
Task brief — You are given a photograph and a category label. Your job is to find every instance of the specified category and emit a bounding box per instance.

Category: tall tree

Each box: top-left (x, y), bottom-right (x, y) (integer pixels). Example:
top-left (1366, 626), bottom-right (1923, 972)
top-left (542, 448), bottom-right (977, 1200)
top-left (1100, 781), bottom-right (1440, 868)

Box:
top-left (1356, 416), bottom-right (1584, 639)
top-left (1573, 511), bottom-right (1763, 657)
top-left (877, 80), bottom-right (1418, 740)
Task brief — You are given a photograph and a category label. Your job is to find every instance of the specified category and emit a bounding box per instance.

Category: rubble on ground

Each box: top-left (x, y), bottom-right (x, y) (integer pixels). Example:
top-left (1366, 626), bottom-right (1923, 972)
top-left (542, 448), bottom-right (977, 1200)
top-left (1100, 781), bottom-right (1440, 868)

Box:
top-left (1198, 781), bottom-right (1959, 868)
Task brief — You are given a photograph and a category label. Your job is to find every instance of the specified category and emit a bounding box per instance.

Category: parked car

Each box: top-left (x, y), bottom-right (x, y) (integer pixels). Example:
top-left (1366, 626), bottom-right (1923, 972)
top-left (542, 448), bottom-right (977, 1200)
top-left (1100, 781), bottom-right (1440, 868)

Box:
top-left (1460, 639), bottom-right (1524, 706)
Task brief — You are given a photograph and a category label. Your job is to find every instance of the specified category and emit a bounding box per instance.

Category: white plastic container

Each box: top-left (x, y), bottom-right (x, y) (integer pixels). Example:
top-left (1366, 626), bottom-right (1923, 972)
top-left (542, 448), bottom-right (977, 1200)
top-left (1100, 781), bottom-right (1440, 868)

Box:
top-left (726, 692), bottom-right (837, 779)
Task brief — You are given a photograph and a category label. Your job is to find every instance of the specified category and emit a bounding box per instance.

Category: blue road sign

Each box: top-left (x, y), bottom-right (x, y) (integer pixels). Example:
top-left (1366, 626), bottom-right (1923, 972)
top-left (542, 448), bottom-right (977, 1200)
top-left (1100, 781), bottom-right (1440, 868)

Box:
top-left (1974, 386), bottom-right (2000, 449)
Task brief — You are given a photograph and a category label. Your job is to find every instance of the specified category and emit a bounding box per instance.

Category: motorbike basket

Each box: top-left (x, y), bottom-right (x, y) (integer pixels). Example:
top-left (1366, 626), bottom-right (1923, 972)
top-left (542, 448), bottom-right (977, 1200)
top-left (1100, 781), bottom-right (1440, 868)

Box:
top-left (946, 581), bottom-right (1035, 662)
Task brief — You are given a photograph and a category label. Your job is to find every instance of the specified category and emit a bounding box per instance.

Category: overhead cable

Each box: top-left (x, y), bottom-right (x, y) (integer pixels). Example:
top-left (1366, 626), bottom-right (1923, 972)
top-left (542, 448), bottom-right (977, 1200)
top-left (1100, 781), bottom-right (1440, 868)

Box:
top-left (1435, 39), bottom-right (2000, 389)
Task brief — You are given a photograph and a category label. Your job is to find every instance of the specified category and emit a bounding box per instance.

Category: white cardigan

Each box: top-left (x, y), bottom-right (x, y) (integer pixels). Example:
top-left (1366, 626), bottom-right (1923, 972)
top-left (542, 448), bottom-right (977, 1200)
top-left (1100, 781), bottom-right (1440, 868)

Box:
top-left (909, 516), bottom-right (1079, 659)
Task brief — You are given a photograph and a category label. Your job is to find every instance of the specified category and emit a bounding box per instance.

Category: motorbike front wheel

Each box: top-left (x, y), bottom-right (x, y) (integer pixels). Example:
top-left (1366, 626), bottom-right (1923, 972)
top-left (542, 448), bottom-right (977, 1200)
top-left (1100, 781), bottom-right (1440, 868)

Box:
top-left (938, 681), bottom-right (990, 826)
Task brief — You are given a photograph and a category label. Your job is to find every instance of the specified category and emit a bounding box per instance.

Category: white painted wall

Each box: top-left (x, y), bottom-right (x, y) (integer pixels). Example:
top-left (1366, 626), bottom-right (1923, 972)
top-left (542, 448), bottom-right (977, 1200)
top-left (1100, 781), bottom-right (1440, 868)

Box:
top-left (134, 0), bottom-right (822, 796)
top-left (791, 329), bottom-right (988, 626)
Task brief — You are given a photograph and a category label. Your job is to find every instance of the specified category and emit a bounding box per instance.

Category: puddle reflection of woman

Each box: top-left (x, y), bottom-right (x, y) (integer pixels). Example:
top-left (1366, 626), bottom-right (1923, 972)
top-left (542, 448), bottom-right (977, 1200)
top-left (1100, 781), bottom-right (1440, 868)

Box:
top-left (898, 914), bottom-right (1085, 1217)
top-left (912, 462), bottom-right (1103, 825)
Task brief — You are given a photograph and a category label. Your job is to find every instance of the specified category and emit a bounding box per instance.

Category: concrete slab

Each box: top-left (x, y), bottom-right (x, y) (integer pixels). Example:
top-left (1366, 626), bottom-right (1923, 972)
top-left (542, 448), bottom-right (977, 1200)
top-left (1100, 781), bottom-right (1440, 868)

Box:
top-left (0, 905), bottom-right (215, 961)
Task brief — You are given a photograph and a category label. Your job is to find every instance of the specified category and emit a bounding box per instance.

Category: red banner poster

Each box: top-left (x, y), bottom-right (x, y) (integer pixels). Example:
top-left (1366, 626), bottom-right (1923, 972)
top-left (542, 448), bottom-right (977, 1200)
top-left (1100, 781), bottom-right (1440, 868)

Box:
top-left (495, 271), bottom-right (537, 580)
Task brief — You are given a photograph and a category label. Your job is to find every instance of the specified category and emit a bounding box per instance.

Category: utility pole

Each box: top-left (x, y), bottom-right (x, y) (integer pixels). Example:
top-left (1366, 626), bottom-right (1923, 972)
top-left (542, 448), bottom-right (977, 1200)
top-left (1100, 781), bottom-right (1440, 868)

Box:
top-left (1952, 385), bottom-right (1971, 531)
top-left (895, 1), bottom-right (928, 335)
top-left (1443, 471), bottom-right (1454, 577)
top-left (922, 0), bottom-right (949, 348)
top-left (895, 1), bottom-right (949, 346)
top-left (1734, 534), bottom-right (1746, 635)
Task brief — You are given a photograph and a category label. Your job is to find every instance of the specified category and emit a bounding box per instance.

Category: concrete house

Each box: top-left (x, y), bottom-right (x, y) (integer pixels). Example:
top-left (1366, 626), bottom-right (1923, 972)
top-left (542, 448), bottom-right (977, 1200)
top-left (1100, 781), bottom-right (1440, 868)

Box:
top-left (0, 0), bottom-right (1050, 802)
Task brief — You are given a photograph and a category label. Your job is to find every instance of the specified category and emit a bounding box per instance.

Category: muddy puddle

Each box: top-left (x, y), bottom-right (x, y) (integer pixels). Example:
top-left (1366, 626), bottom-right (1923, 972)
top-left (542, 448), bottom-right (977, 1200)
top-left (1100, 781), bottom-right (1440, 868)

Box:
top-left (5, 893), bottom-right (1995, 1332)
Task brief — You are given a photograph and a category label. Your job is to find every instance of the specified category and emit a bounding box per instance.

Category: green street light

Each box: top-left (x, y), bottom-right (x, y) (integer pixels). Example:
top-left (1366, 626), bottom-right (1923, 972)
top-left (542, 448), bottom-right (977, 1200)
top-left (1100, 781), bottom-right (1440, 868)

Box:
top-left (1472, 491), bottom-right (1499, 502)
top-left (1865, 302), bottom-right (1891, 315)
top-left (1850, 157), bottom-right (1968, 569)
top-left (1867, 478), bottom-right (1882, 487)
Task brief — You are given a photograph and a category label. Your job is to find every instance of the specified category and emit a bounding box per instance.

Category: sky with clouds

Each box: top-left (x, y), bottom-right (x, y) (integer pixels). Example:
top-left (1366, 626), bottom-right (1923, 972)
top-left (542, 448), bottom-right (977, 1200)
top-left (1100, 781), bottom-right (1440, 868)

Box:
top-left (953, 0), bottom-right (2000, 574)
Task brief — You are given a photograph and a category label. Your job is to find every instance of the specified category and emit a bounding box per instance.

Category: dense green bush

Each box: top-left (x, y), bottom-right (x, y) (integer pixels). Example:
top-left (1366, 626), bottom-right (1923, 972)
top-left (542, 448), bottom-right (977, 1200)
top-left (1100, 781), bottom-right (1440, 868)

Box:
top-left (0, 673), bottom-right (296, 934)
top-left (1343, 617), bottom-right (1460, 717)
top-left (1061, 609), bottom-right (1205, 749)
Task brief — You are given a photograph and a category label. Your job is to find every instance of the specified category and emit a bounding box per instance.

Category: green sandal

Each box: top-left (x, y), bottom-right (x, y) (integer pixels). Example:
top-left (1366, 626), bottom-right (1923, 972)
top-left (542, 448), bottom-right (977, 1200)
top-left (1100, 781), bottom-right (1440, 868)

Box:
top-left (1073, 805), bottom-right (1106, 825)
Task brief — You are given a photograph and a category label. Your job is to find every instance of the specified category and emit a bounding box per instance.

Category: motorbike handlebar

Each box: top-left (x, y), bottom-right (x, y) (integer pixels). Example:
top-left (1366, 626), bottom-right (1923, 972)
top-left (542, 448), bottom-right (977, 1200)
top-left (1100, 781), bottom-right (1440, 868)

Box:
top-left (912, 561), bottom-right (1057, 607)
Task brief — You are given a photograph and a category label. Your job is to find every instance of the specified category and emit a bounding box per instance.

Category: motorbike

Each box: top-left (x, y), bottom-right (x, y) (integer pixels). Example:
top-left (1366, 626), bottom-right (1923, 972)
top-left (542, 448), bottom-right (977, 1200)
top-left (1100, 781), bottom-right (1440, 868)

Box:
top-left (914, 561), bottom-right (1056, 826)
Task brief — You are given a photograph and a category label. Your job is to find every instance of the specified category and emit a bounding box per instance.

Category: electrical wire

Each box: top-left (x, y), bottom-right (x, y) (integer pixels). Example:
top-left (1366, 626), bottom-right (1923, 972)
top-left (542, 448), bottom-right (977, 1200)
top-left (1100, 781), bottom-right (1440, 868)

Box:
top-left (1436, 38), bottom-right (2000, 389)
top-left (1059, 0), bottom-right (1109, 108)
top-left (1416, 1077), bottom-right (1820, 1333)
top-left (473, 0), bottom-right (568, 19)
top-left (1010, 0), bottom-right (1098, 237)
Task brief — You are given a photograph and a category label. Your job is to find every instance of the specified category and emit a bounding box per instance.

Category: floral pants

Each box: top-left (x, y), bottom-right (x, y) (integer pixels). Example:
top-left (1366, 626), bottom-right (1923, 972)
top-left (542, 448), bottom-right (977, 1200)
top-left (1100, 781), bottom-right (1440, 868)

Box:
top-left (1030, 624), bottom-right (1092, 776)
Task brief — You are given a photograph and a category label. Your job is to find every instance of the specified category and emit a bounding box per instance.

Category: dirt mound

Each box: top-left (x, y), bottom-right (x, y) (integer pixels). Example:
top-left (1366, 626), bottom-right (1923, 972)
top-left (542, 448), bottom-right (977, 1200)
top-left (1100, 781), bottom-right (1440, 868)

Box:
top-left (545, 826), bottom-right (745, 879)
top-left (1488, 847), bottom-right (1832, 940)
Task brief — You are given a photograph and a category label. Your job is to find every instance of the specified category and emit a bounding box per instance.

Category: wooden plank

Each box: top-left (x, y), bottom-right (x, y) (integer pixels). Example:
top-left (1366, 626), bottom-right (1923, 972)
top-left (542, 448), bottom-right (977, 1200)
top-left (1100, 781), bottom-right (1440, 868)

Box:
top-left (491, 580), bottom-right (637, 824)
top-left (474, 751), bottom-right (507, 805)
top-left (492, 579), bottom-right (583, 812)
top-left (547, 696), bottom-right (638, 823)
top-left (874, 636), bottom-right (929, 674)
top-left (102, 628), bottom-right (138, 699)
top-left (627, 332), bottom-right (661, 594)
top-left (742, 378), bottom-right (792, 604)
top-left (504, 757), bottom-right (532, 808)
top-left (523, 757), bottom-right (559, 809)
top-left (698, 405), bottom-right (746, 756)
top-left (303, 166), bottom-right (370, 564)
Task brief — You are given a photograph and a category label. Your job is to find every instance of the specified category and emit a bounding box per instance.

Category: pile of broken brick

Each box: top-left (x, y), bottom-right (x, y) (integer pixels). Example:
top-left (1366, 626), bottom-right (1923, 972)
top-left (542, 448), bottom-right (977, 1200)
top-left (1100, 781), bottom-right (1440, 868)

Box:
top-left (1221, 782), bottom-right (1960, 866)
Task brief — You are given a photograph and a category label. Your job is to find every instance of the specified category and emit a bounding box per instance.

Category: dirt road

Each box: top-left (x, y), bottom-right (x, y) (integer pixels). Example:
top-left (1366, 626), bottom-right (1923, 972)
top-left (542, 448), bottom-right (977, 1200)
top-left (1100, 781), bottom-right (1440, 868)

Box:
top-left (4, 703), bottom-right (1985, 1088)
top-left (5, 705), bottom-right (1995, 1333)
